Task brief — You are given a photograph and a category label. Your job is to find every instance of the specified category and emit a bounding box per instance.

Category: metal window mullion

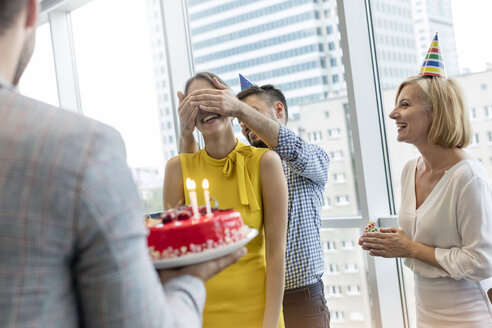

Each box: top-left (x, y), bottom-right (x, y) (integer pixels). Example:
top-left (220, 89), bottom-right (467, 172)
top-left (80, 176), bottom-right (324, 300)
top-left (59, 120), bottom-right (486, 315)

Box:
top-left (321, 216), bottom-right (398, 229)
top-left (321, 216), bottom-right (363, 229)
top-left (48, 11), bottom-right (82, 113)
top-left (337, 0), bottom-right (407, 327)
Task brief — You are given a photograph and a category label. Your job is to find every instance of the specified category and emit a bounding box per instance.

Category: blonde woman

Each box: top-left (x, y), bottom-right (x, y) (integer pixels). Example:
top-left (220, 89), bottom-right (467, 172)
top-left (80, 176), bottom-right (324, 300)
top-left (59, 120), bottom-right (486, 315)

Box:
top-left (359, 75), bottom-right (492, 327)
top-left (164, 72), bottom-right (287, 327)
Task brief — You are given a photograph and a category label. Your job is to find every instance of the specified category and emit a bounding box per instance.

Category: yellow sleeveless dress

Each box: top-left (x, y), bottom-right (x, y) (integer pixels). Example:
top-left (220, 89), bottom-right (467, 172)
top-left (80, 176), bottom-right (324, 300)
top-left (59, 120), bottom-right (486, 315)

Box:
top-left (180, 140), bottom-right (284, 328)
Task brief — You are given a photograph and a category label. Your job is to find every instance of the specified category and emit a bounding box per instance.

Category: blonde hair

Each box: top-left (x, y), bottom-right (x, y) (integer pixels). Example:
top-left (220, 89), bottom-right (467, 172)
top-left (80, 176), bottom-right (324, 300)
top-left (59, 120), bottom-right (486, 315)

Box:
top-left (395, 75), bottom-right (472, 148)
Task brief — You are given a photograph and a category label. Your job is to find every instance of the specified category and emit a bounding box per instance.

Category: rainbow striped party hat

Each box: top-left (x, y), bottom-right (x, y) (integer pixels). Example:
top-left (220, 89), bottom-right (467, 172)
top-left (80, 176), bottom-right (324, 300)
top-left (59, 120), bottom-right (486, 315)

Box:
top-left (419, 33), bottom-right (446, 78)
top-left (239, 73), bottom-right (255, 91)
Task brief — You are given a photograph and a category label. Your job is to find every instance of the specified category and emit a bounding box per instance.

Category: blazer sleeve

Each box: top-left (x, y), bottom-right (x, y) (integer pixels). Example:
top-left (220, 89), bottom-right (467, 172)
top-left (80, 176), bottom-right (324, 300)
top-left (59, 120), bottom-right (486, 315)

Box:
top-left (435, 175), bottom-right (492, 282)
top-left (73, 123), bottom-right (205, 328)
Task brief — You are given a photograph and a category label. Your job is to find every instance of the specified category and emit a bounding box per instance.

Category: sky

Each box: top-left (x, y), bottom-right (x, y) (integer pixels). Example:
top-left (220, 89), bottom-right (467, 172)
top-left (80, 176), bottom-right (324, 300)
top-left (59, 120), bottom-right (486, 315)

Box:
top-left (20, 0), bottom-right (164, 172)
top-left (18, 0), bottom-right (492, 173)
top-left (450, 0), bottom-right (492, 72)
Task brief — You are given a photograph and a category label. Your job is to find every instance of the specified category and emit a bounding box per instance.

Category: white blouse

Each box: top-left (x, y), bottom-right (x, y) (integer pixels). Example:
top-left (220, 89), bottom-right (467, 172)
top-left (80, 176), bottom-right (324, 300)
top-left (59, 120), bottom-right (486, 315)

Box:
top-left (399, 158), bottom-right (492, 282)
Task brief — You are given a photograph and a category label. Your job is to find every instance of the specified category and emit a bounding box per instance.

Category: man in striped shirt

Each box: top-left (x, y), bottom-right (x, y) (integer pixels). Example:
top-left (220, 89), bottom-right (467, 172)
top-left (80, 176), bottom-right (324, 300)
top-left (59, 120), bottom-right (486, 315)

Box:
top-left (182, 80), bottom-right (330, 327)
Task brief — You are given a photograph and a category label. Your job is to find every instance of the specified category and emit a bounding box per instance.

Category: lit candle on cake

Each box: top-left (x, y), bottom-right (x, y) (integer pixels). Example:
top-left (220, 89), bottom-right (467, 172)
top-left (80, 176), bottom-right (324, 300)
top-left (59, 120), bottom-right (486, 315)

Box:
top-left (202, 178), bottom-right (212, 217)
top-left (186, 178), bottom-right (200, 219)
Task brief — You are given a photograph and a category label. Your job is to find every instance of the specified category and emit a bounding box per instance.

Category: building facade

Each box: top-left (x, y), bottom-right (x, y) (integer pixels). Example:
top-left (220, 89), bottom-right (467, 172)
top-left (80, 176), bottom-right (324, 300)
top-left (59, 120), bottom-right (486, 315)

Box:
top-left (411, 0), bottom-right (460, 76)
top-left (146, 0), bottom-right (177, 163)
top-left (145, 0), bottom-right (459, 163)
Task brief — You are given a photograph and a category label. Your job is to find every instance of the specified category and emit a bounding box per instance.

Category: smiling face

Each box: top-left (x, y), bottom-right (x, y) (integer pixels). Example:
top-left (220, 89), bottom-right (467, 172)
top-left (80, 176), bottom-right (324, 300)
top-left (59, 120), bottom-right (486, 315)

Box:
top-left (389, 83), bottom-right (433, 147)
top-left (186, 78), bottom-right (231, 136)
top-left (239, 94), bottom-right (280, 148)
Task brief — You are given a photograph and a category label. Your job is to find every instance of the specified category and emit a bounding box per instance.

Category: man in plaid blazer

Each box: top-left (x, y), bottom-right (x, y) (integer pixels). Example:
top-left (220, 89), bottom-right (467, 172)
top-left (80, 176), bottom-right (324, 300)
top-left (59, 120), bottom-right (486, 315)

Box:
top-left (0, 1), bottom-right (244, 327)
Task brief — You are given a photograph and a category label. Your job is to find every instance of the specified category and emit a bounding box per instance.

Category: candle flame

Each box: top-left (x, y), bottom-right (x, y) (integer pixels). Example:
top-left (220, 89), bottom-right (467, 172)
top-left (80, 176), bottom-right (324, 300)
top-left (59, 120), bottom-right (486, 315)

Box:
top-left (186, 178), bottom-right (196, 191)
top-left (202, 178), bottom-right (209, 190)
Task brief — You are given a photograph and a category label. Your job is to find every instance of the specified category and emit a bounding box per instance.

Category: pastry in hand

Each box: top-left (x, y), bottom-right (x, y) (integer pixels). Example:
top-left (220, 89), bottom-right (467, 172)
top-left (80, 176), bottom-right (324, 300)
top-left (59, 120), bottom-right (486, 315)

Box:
top-left (363, 221), bottom-right (379, 233)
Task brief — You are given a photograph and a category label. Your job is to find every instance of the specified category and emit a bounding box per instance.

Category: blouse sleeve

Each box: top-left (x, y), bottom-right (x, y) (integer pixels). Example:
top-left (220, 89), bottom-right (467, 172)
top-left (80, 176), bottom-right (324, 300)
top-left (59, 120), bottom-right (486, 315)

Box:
top-left (435, 175), bottom-right (492, 282)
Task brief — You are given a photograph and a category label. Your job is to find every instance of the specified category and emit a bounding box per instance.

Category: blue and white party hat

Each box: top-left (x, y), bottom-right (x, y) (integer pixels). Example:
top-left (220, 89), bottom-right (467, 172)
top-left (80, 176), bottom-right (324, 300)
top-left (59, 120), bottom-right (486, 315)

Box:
top-left (239, 73), bottom-right (255, 91)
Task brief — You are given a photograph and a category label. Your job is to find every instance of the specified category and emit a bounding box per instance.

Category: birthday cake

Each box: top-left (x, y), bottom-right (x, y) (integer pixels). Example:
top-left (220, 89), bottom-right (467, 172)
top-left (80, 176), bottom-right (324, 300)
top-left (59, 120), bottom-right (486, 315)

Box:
top-left (146, 206), bottom-right (248, 260)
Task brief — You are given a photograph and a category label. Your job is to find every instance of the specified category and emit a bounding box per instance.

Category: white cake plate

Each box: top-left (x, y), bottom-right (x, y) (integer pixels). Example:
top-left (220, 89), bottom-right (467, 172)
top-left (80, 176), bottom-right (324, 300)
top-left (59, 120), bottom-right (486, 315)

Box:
top-left (153, 227), bottom-right (258, 269)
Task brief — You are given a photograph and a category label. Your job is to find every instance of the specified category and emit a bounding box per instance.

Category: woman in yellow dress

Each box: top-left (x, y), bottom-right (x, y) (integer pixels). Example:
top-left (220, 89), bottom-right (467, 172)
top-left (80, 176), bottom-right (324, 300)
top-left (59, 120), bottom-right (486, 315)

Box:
top-left (163, 72), bottom-right (287, 328)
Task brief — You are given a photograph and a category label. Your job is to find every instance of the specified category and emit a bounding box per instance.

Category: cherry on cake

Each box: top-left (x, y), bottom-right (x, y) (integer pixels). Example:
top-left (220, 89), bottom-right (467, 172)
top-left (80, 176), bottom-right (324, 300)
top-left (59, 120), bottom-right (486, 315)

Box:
top-left (146, 206), bottom-right (248, 260)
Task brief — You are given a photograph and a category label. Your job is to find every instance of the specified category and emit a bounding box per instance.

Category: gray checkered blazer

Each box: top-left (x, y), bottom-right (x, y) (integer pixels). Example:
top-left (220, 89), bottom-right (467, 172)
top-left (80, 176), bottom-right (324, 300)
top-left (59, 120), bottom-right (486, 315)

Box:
top-left (0, 89), bottom-right (204, 328)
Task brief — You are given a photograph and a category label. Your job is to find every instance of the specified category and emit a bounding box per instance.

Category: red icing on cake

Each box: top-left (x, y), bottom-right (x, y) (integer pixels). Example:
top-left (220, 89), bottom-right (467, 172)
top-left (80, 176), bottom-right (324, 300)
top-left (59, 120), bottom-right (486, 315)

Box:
top-left (147, 207), bottom-right (247, 260)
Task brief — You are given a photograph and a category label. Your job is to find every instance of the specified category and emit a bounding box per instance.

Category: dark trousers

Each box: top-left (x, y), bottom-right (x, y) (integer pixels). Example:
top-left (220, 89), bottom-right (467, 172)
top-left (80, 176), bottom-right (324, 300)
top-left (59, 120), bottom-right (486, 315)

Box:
top-left (283, 280), bottom-right (330, 328)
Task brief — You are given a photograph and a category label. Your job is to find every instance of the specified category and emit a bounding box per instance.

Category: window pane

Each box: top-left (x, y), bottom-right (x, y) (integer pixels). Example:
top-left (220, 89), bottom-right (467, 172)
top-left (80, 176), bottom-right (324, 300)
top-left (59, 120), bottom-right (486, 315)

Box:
top-left (71, 0), bottom-right (170, 213)
top-left (184, 0), bottom-right (371, 325)
top-left (371, 1), bottom-right (492, 327)
top-left (186, 0), bottom-right (361, 218)
top-left (19, 23), bottom-right (59, 107)
top-left (321, 228), bottom-right (373, 327)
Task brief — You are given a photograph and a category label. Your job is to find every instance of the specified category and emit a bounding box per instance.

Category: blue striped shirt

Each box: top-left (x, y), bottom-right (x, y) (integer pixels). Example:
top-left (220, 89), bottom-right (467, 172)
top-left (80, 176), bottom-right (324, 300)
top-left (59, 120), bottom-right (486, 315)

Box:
top-left (273, 125), bottom-right (330, 290)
